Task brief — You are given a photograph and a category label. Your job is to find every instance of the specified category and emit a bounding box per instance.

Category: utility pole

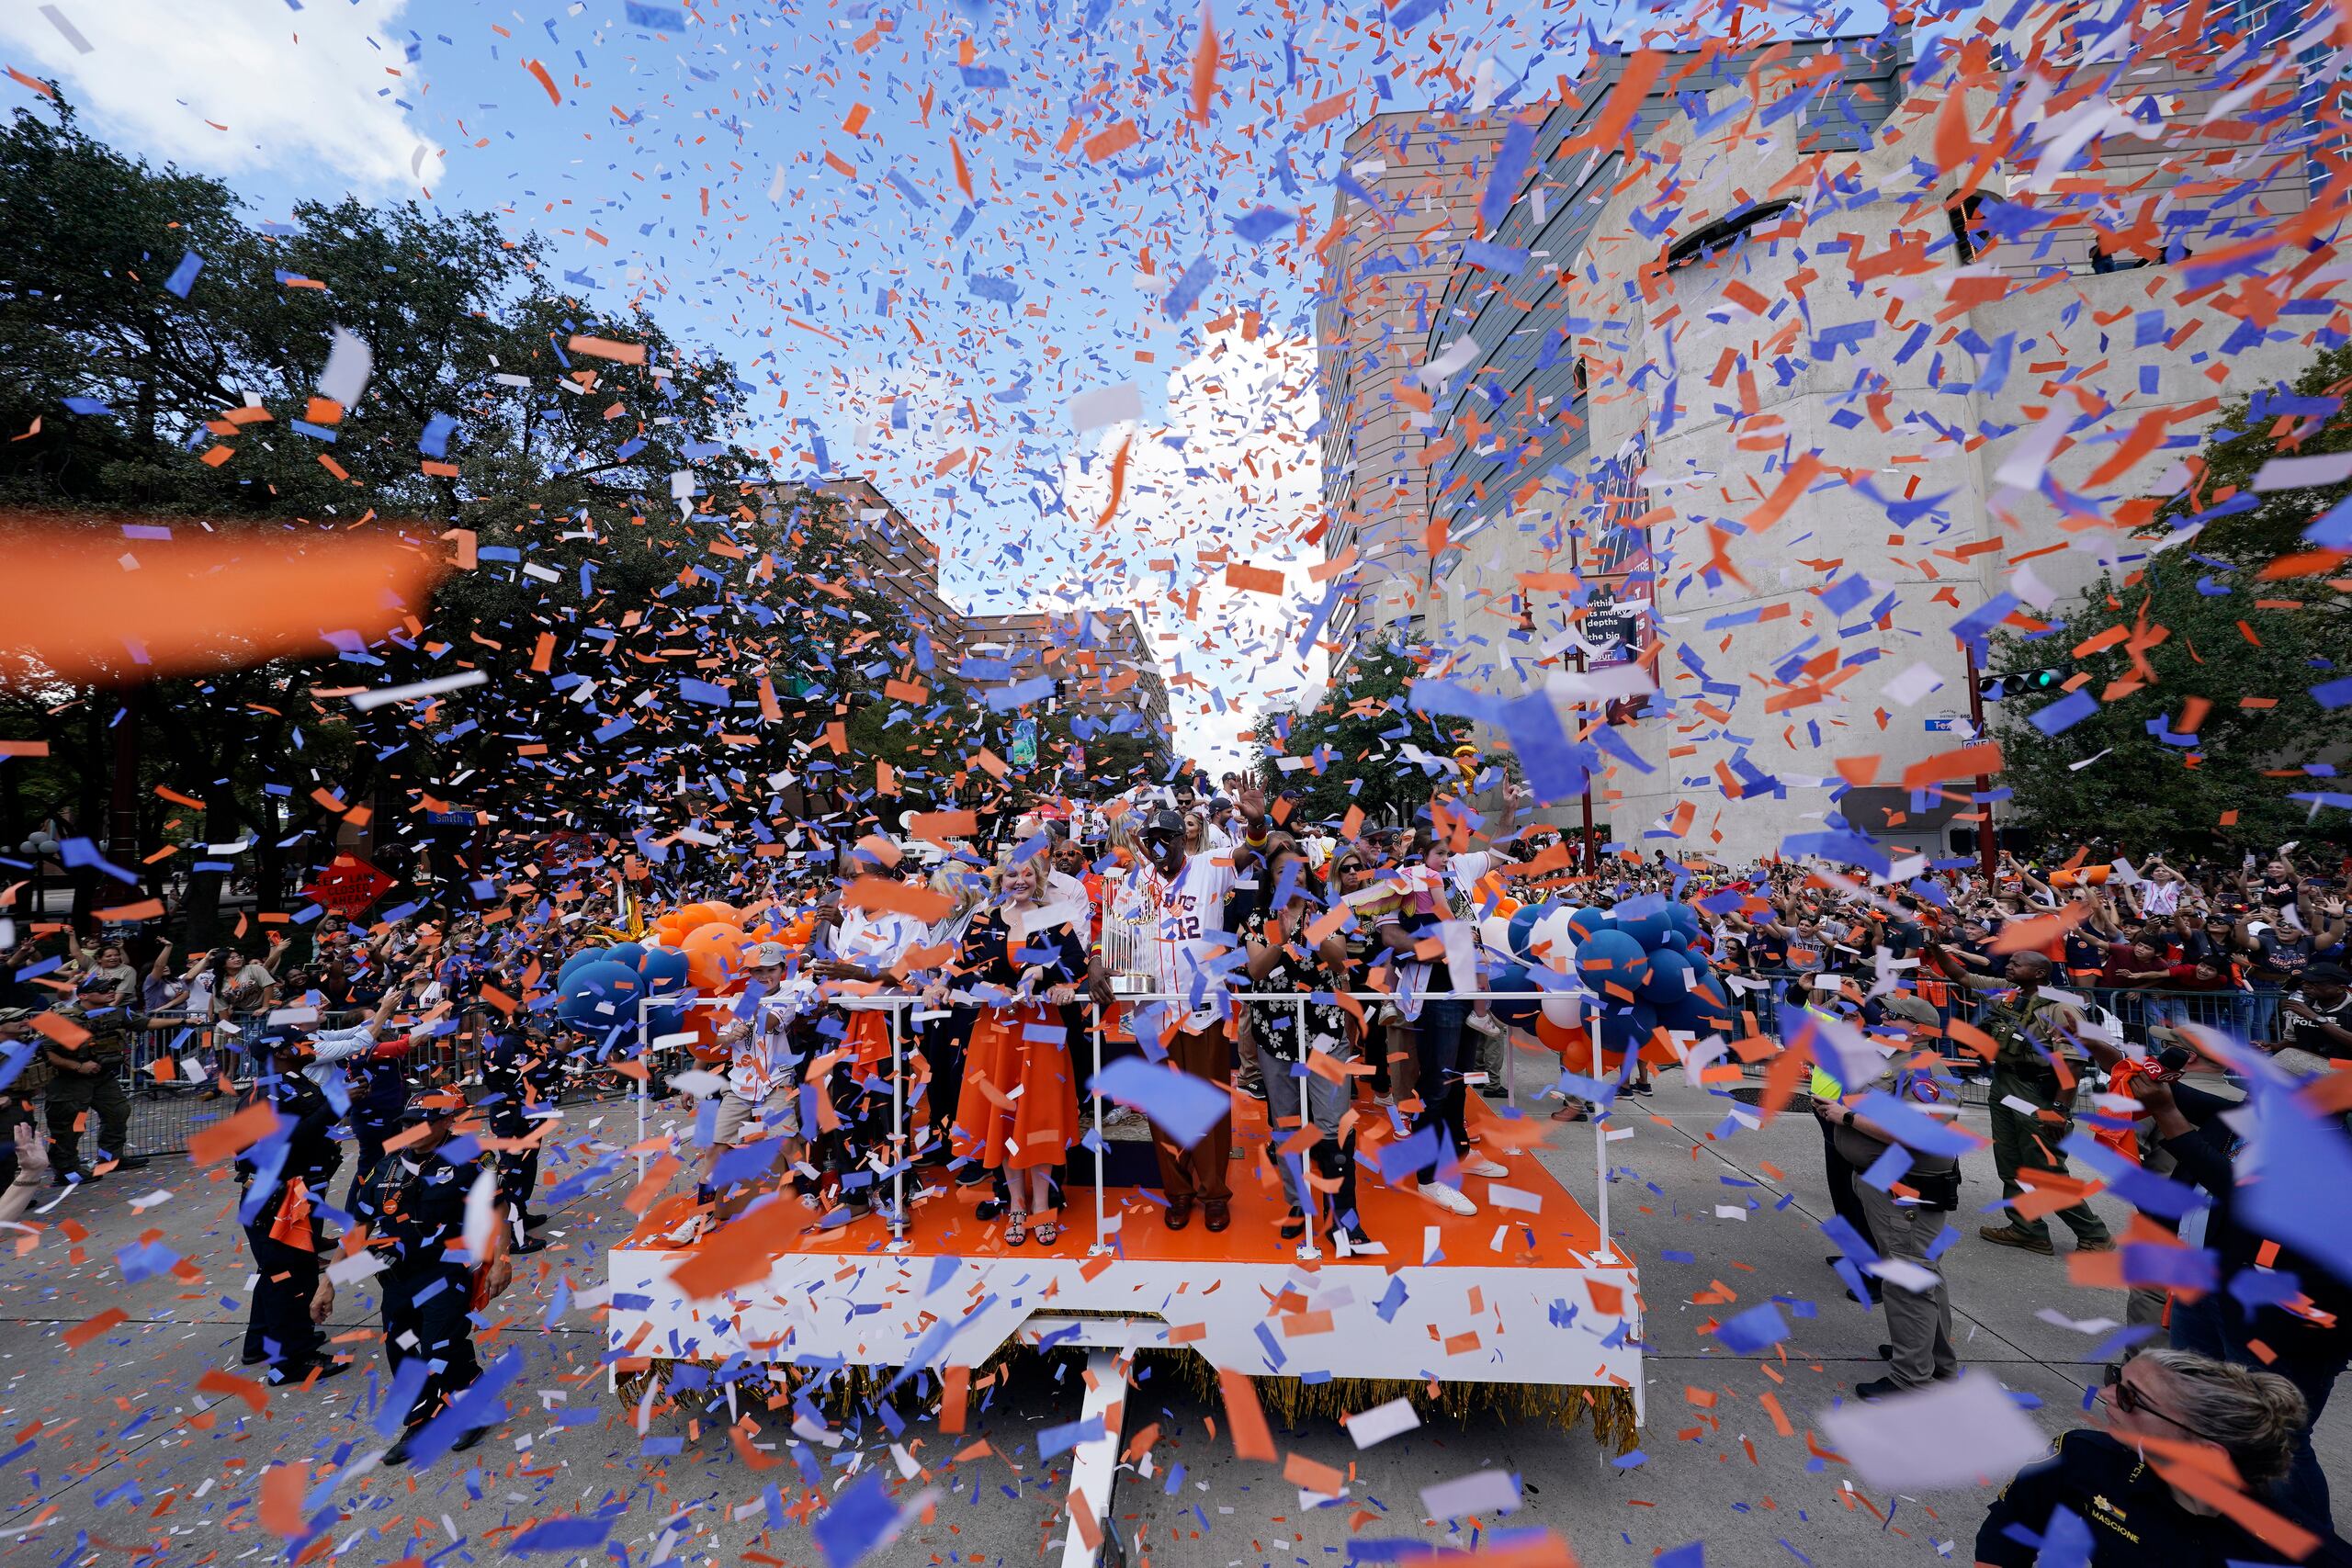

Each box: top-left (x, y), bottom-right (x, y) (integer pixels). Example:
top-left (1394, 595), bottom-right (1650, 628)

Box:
top-left (1963, 644), bottom-right (1996, 881)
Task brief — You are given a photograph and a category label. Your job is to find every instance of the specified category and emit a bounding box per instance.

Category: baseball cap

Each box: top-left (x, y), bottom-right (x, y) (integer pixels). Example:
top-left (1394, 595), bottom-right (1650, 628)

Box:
top-left (2306, 963), bottom-right (2350, 985)
top-left (1139, 808), bottom-right (1185, 842)
top-left (746, 941), bottom-right (789, 967)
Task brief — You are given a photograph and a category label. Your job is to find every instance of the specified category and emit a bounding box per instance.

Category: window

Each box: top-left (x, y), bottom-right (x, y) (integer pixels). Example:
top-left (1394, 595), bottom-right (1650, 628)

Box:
top-left (1662, 199), bottom-right (1800, 274)
top-left (1947, 193), bottom-right (1990, 264)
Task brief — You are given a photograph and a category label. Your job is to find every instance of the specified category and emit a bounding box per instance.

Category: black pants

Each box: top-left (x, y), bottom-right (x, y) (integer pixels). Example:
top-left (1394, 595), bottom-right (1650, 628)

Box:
top-left (819, 1067), bottom-right (891, 1203)
top-left (242, 1215), bottom-right (323, 1369)
top-left (493, 1119), bottom-right (540, 1222)
top-left (344, 1125), bottom-right (391, 1218)
top-left (46, 1062), bottom-right (130, 1169)
top-left (920, 1009), bottom-right (974, 1157)
top-left (382, 1263), bottom-right (481, 1433)
top-left (1818, 1113), bottom-right (1874, 1244)
top-left (1405, 1000), bottom-right (1472, 1180)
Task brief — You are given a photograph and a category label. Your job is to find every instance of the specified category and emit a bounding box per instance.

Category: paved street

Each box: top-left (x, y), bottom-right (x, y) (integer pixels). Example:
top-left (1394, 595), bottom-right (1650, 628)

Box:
top-left (4, 1065), bottom-right (2344, 1566)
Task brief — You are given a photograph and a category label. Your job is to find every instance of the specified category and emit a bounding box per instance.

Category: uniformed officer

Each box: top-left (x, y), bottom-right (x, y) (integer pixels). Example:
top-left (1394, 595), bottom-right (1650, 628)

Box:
top-left (234, 1027), bottom-right (350, 1384)
top-left (356, 1094), bottom-right (512, 1463)
top-left (39, 997), bottom-right (145, 1184)
top-left (480, 1020), bottom-right (561, 1253)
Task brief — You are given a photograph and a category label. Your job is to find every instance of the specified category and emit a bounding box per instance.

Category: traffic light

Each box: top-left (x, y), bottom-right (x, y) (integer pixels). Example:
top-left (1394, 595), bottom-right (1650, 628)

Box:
top-left (1976, 667), bottom-right (2066, 701)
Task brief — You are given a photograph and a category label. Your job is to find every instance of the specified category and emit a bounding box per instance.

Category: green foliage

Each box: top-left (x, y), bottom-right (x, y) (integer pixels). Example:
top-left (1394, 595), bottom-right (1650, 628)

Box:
top-left (1994, 346), bottom-right (2352, 856)
top-left (0, 98), bottom-right (979, 927)
top-left (1250, 643), bottom-right (1460, 826)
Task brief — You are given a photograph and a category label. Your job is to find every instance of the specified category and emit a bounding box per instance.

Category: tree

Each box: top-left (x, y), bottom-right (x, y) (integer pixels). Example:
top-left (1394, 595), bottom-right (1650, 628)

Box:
top-left (1992, 344), bottom-right (2352, 856)
top-left (1250, 642), bottom-right (1465, 827)
top-left (0, 99), bottom-right (985, 932)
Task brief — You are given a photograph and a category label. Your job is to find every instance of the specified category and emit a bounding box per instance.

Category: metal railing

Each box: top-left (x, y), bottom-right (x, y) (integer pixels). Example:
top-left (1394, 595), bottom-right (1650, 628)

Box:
top-left (101, 1006), bottom-right (627, 1158)
top-left (631, 987), bottom-right (1628, 1267)
top-left (1722, 971), bottom-right (2289, 1049)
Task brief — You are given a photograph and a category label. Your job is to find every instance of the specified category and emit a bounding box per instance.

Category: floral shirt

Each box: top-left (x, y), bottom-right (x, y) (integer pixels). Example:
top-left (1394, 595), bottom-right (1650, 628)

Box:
top-left (1238, 908), bottom-right (1354, 1065)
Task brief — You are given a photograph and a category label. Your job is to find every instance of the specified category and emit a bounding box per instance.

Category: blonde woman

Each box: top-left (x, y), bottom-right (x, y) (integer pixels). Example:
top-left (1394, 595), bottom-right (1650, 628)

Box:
top-left (940, 856), bottom-right (1086, 1245)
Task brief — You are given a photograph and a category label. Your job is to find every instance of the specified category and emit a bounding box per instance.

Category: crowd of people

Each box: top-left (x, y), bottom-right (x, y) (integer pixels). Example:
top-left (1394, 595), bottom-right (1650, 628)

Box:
top-left (2, 776), bottom-right (2348, 1558)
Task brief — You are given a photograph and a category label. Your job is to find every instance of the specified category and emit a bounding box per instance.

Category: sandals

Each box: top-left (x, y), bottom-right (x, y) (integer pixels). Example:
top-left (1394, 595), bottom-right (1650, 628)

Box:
top-left (1032, 1219), bottom-right (1059, 1246)
top-left (1004, 1210), bottom-right (1029, 1246)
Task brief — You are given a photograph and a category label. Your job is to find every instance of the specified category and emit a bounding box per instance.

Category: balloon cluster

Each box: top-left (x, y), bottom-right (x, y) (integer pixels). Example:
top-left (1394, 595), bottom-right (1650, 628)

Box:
top-left (555, 902), bottom-right (774, 1055)
top-left (1482, 898), bottom-right (1740, 1072)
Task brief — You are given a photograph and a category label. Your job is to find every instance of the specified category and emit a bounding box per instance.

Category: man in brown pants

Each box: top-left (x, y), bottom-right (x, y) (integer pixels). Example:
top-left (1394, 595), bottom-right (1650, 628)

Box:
top-left (1151, 1021), bottom-right (1234, 1219)
top-left (1092, 797), bottom-right (1265, 1233)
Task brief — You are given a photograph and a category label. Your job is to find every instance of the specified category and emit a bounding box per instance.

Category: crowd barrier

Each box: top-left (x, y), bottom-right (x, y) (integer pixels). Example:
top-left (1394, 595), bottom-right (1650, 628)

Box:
top-left (105, 1007), bottom-right (629, 1159)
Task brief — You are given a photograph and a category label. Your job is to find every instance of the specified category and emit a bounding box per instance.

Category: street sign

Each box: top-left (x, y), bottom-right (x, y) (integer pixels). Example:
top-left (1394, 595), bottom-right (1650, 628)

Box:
top-left (304, 854), bottom-right (395, 917)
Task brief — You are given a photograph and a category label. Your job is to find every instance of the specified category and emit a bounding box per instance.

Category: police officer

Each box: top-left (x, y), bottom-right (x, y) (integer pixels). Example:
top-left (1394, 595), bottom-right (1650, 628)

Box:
top-left (356, 1094), bottom-right (510, 1463)
top-left (235, 1027), bottom-right (349, 1383)
top-left (480, 1019), bottom-right (560, 1253)
top-left (39, 998), bottom-right (144, 1184)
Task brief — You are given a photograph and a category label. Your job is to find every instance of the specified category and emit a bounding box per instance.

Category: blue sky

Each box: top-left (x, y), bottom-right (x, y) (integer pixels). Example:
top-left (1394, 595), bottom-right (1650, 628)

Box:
top-left (0, 0), bottom-right (1868, 761)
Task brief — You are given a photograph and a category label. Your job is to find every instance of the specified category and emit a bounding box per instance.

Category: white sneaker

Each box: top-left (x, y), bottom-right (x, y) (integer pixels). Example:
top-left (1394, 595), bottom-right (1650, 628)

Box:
top-left (1466, 1012), bottom-right (1504, 1038)
top-left (1419, 1181), bottom-right (1477, 1217)
top-left (1461, 1156), bottom-right (1509, 1179)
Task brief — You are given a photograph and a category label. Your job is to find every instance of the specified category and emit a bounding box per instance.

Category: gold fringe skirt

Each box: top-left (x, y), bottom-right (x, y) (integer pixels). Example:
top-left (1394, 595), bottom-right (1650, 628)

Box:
top-left (616, 1343), bottom-right (1640, 1455)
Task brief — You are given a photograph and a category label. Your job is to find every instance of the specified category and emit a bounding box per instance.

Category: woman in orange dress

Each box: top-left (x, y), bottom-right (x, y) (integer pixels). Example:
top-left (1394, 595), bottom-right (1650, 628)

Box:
top-left (942, 857), bottom-right (1086, 1245)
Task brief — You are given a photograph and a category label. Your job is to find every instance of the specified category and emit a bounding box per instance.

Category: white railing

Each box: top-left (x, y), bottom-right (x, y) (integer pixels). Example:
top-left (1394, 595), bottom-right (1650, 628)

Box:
top-left (628, 989), bottom-right (1623, 1263)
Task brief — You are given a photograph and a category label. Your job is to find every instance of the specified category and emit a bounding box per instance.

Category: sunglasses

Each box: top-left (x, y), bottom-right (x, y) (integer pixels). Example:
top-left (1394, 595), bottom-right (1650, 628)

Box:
top-left (2102, 1362), bottom-right (2210, 1439)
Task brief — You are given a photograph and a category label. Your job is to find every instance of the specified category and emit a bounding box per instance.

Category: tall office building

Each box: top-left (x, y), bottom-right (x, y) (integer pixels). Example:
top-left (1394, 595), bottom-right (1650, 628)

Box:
top-left (1314, 108), bottom-right (1515, 666)
top-left (1415, 17), bottom-right (2323, 862)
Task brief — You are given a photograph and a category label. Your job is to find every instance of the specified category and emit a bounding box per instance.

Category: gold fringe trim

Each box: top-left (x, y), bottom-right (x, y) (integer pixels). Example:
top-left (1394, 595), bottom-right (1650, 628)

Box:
top-left (618, 1345), bottom-right (1641, 1455)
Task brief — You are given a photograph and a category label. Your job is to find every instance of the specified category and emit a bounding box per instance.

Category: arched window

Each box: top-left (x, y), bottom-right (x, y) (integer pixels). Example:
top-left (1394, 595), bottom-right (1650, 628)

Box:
top-left (1662, 199), bottom-right (1800, 274)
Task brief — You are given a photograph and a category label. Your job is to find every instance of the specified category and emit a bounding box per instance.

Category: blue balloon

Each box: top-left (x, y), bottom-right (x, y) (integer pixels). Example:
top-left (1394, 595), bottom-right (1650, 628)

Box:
top-left (1664, 904), bottom-right (1702, 943)
top-left (637, 946), bottom-right (690, 994)
top-left (1597, 1002), bottom-right (1657, 1055)
top-left (1565, 906), bottom-right (1614, 942)
top-left (1617, 905), bottom-right (1675, 950)
top-left (605, 941), bottom-right (647, 971)
top-left (1577, 929), bottom-right (1651, 998)
top-left (1488, 961), bottom-right (1539, 1027)
top-left (1638, 945), bottom-right (1697, 1007)
top-left (1505, 905), bottom-right (1544, 962)
top-left (560, 961), bottom-right (646, 1030)
top-left (556, 946), bottom-right (613, 993)
top-left (644, 998), bottom-right (687, 1043)
top-left (1655, 929), bottom-right (1691, 953)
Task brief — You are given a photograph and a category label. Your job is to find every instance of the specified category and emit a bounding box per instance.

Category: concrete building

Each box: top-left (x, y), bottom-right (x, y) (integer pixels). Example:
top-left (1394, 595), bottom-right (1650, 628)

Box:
top-left (1414, 14), bottom-right (2329, 863)
top-left (1314, 107), bottom-right (1515, 663)
top-left (961, 607), bottom-right (1173, 747)
top-left (806, 476), bottom-right (969, 668)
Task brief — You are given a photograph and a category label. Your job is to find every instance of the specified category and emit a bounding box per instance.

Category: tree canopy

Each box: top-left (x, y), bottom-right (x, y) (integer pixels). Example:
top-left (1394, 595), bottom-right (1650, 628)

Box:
top-left (1250, 642), bottom-right (1467, 827)
top-left (0, 99), bottom-right (1012, 935)
top-left (1992, 344), bottom-right (2352, 856)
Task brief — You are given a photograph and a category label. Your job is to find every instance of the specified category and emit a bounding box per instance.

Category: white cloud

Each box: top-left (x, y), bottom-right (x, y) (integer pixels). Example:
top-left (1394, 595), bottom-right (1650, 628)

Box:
top-left (0, 0), bottom-right (443, 191)
top-left (1054, 331), bottom-right (1328, 771)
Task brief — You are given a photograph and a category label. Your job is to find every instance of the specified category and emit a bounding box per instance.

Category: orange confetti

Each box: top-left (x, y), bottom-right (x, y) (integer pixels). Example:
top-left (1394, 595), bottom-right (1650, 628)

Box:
top-left (0, 523), bottom-right (444, 686)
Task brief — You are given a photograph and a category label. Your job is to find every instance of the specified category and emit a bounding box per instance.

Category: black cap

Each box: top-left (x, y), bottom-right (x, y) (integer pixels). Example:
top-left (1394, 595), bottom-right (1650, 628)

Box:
top-left (2307, 964), bottom-right (2350, 985)
top-left (1139, 808), bottom-right (1185, 842)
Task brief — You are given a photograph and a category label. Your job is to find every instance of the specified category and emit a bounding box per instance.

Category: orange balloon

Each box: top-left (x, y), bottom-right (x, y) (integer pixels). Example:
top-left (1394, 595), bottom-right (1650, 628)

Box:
top-left (685, 1002), bottom-right (729, 1065)
top-left (680, 921), bottom-right (749, 993)
top-left (668, 902), bottom-right (719, 940)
